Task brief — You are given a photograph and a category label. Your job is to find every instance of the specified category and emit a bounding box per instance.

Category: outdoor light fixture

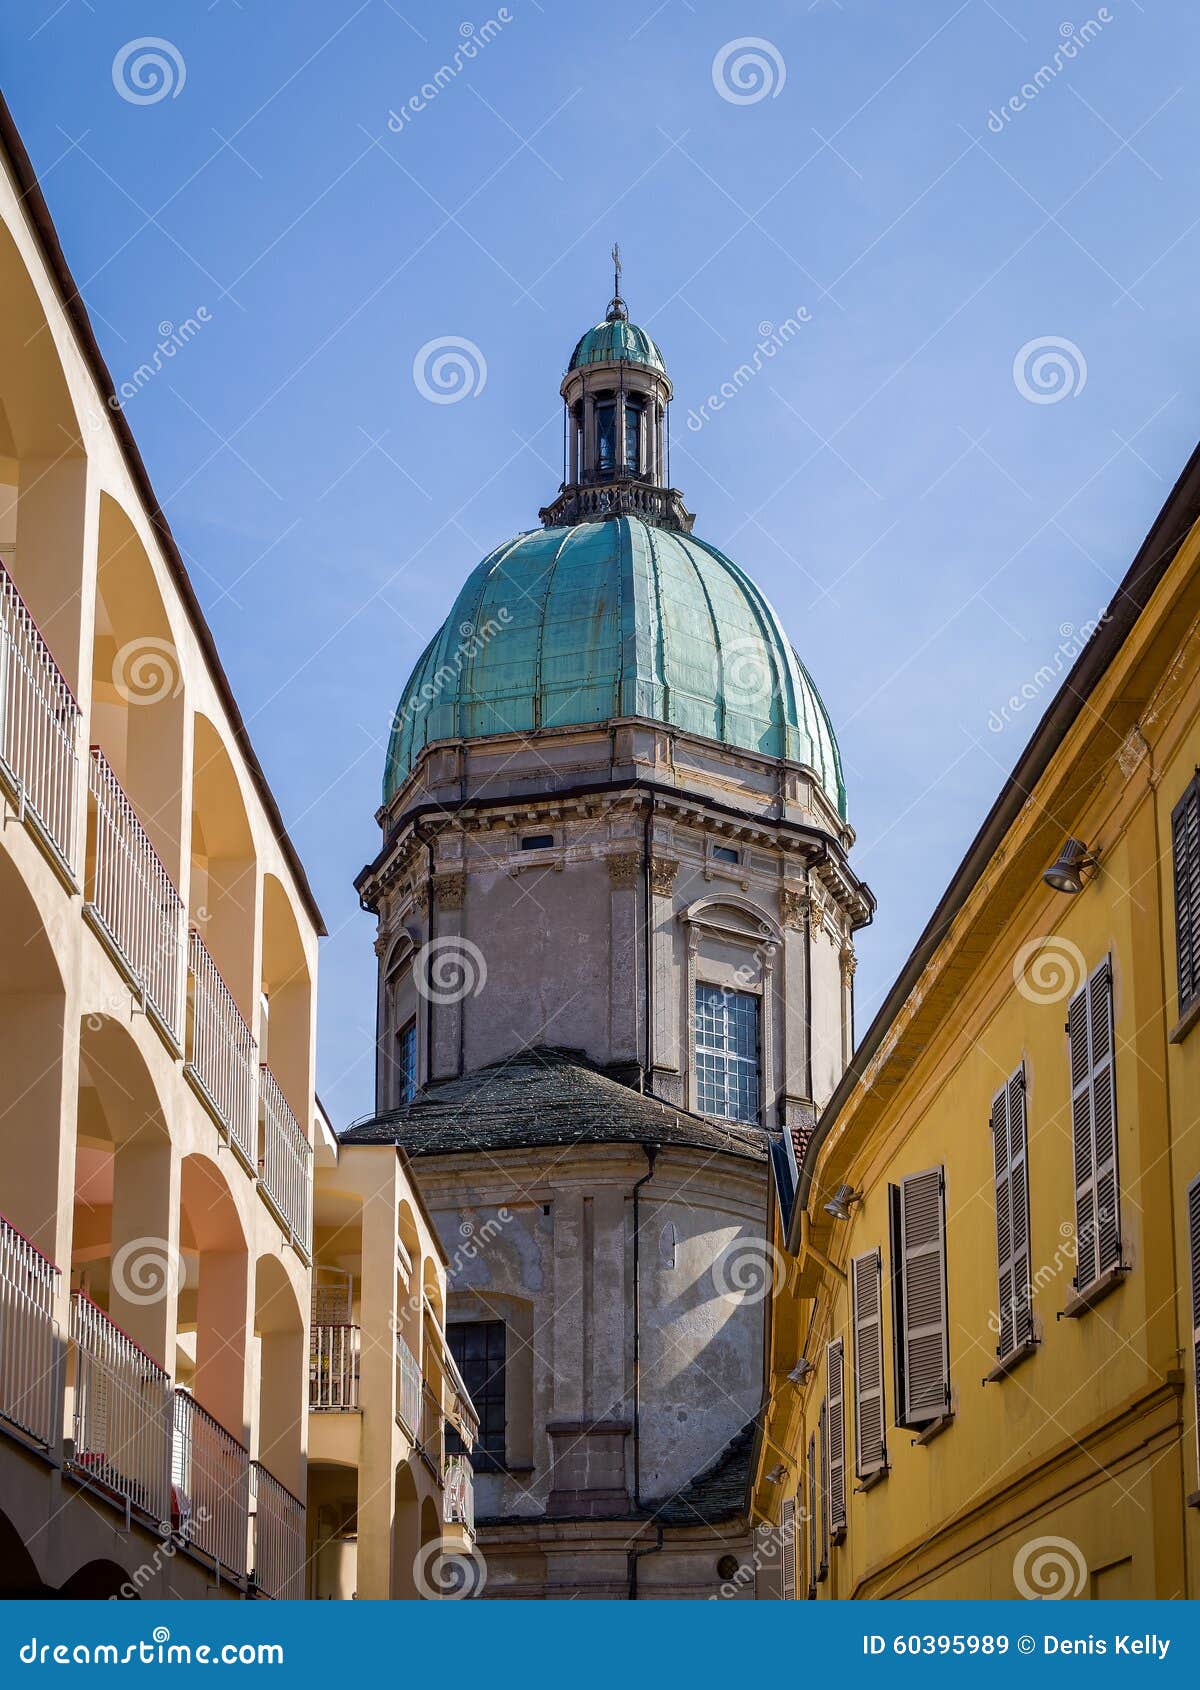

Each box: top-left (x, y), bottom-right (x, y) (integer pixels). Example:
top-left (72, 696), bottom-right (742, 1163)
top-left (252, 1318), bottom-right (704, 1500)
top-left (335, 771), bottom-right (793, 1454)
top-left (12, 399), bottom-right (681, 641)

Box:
top-left (1042, 837), bottom-right (1098, 896)
top-left (766, 1464), bottom-right (786, 1484)
top-left (823, 1184), bottom-right (862, 1222)
top-left (788, 1357), bottom-right (814, 1384)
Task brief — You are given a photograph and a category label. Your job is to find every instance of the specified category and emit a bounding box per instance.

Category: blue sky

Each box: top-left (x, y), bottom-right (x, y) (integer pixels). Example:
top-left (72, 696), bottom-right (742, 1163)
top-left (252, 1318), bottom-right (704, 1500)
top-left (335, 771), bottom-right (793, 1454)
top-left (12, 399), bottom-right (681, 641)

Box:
top-left (4, 0), bottom-right (1198, 1127)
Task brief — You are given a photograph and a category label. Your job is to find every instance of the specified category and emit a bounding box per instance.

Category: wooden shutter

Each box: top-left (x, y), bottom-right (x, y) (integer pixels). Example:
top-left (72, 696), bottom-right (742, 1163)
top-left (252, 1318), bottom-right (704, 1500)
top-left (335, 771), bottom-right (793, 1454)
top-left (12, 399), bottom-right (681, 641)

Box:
top-left (817, 1396), bottom-right (829, 1575)
top-left (899, 1167), bottom-right (950, 1424)
top-left (781, 1496), bottom-right (796, 1599)
top-left (1173, 776), bottom-right (1200, 1016)
top-left (826, 1338), bottom-right (846, 1539)
top-left (991, 1067), bottom-right (1032, 1358)
top-left (851, 1249), bottom-right (886, 1477)
top-left (806, 1431), bottom-right (818, 1593)
top-left (1069, 958), bottom-right (1122, 1290)
top-left (888, 1184), bottom-right (906, 1421)
top-left (1189, 1175), bottom-right (1200, 1490)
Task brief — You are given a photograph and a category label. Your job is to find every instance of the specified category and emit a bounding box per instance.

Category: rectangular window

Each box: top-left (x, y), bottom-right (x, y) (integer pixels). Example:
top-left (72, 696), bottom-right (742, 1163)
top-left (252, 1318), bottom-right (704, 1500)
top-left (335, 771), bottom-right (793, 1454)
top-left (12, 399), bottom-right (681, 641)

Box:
top-left (1068, 957), bottom-right (1122, 1292)
top-left (1172, 775), bottom-right (1200, 1019)
top-left (825, 1338), bottom-right (846, 1542)
top-left (780, 1496), bottom-right (796, 1599)
top-left (520, 833), bottom-right (554, 851)
top-left (694, 984), bottom-right (761, 1123)
top-left (624, 402), bottom-right (641, 473)
top-left (396, 1017), bottom-right (417, 1106)
top-left (712, 845), bottom-right (739, 865)
top-left (991, 1065), bottom-right (1033, 1359)
top-left (889, 1167), bottom-right (950, 1428)
top-left (806, 1431), bottom-right (818, 1595)
top-left (447, 1320), bottom-right (506, 1460)
top-left (1188, 1173), bottom-right (1200, 1491)
top-left (817, 1397), bottom-right (829, 1576)
top-left (596, 401), bottom-right (616, 475)
top-left (851, 1249), bottom-right (887, 1480)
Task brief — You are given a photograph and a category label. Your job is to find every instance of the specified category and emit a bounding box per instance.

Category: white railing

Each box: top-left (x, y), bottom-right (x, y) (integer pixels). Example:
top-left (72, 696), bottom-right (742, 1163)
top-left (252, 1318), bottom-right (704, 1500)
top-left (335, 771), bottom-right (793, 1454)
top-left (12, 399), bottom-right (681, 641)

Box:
top-left (258, 1066), bottom-right (312, 1254)
top-left (69, 1292), bottom-right (172, 1524)
top-left (186, 929), bottom-right (257, 1161)
top-left (420, 1381), bottom-right (444, 1469)
top-left (0, 1213), bottom-right (60, 1448)
top-left (310, 1324), bottom-right (359, 1410)
top-left (86, 748), bottom-right (185, 1043)
top-left (442, 1340), bottom-right (480, 1448)
top-left (172, 1390), bottom-right (250, 1580)
top-left (250, 1461), bottom-right (305, 1599)
top-left (0, 560), bottom-right (80, 872)
top-left (395, 1334), bottom-right (421, 1438)
top-left (443, 1452), bottom-right (475, 1535)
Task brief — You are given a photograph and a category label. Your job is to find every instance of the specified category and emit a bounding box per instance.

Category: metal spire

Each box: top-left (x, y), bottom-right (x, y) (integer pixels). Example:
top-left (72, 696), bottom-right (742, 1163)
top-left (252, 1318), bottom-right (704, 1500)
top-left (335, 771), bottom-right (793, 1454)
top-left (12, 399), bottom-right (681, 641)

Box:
top-left (606, 241), bottom-right (628, 321)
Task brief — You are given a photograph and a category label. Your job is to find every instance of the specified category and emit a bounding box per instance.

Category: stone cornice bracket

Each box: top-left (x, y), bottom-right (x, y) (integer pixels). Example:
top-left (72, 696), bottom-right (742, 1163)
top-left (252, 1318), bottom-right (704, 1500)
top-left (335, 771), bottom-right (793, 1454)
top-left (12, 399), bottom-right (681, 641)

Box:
top-left (839, 944), bottom-right (857, 982)
top-left (433, 871), bottom-right (466, 910)
top-left (607, 850), bottom-right (642, 888)
top-left (649, 855), bottom-right (679, 897)
top-left (779, 885), bottom-right (809, 932)
top-left (373, 932), bottom-right (390, 959)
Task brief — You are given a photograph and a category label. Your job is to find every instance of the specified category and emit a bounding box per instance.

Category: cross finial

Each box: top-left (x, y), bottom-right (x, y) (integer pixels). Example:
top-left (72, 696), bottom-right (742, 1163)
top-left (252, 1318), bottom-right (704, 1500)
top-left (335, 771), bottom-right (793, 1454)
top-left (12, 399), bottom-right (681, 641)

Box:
top-left (606, 241), bottom-right (628, 321)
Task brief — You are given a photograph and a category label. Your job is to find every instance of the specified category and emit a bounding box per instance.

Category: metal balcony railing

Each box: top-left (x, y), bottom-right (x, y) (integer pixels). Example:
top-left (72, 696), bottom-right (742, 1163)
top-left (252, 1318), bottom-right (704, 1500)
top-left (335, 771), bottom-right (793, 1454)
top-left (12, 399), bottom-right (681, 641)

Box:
top-left (443, 1452), bottom-right (475, 1535)
top-left (442, 1341), bottom-right (480, 1448)
top-left (258, 1066), bottom-right (312, 1254)
top-left (68, 1292), bottom-right (172, 1525)
top-left (86, 748), bottom-right (185, 1043)
top-left (0, 560), bottom-right (80, 873)
top-left (394, 1334), bottom-right (421, 1438)
top-left (185, 929), bottom-right (257, 1161)
top-left (420, 1381), bottom-right (444, 1469)
top-left (0, 1212), bottom-right (61, 1448)
top-left (250, 1461), bottom-right (305, 1599)
top-left (172, 1390), bottom-right (250, 1580)
top-left (309, 1324), bottom-right (359, 1411)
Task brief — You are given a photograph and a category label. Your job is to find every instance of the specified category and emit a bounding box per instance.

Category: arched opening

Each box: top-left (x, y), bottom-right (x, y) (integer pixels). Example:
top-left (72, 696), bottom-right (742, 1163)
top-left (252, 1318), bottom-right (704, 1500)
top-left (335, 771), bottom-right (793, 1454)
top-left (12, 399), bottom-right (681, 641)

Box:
top-left (59, 1559), bottom-right (139, 1600)
top-left (0, 1507), bottom-right (49, 1596)
top-left (391, 1462), bottom-right (421, 1599)
top-left (0, 218), bottom-right (88, 695)
top-left (260, 874), bottom-right (313, 1119)
top-left (177, 1153), bottom-right (250, 1441)
top-left (307, 1459), bottom-right (358, 1600)
top-left (190, 715), bottom-right (257, 1016)
top-left (253, 1253), bottom-right (305, 1496)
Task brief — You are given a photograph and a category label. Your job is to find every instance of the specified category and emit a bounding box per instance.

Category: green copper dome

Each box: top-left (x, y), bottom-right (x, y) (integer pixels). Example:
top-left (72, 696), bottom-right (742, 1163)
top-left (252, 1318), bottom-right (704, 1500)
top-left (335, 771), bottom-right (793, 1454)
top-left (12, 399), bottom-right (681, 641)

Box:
top-left (568, 319), bottom-right (665, 374)
top-left (384, 517), bottom-right (846, 817)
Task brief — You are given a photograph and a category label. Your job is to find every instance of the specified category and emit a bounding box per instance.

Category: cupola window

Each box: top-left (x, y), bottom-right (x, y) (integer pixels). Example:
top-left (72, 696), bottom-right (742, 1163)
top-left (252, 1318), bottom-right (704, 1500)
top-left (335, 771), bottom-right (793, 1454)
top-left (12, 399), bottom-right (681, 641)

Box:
top-left (624, 402), bottom-right (642, 474)
top-left (694, 984), bottom-right (761, 1124)
top-left (596, 401), bottom-right (616, 477)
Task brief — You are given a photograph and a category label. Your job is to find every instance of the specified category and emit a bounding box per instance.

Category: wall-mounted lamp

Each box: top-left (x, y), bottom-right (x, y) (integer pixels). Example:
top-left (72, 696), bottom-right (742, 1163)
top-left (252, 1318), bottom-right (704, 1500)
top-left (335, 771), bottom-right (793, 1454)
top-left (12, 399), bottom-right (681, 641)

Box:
top-left (788, 1357), bottom-right (814, 1385)
top-left (1042, 837), bottom-right (1098, 896)
top-left (822, 1184), bottom-right (862, 1222)
top-left (765, 1464), bottom-right (786, 1484)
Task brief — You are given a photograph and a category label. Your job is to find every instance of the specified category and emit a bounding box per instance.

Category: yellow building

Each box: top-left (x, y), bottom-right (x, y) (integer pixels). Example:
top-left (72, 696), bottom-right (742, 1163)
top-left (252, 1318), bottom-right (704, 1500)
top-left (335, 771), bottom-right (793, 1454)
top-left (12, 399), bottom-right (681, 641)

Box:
top-left (753, 437), bottom-right (1200, 1599)
top-left (0, 93), bottom-right (323, 1597)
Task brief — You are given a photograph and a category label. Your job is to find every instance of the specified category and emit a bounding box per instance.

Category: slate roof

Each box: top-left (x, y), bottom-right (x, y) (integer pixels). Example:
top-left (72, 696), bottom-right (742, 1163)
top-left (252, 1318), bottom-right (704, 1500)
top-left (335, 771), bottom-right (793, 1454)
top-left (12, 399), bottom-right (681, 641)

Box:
top-left (642, 1419), bottom-right (756, 1526)
top-left (339, 1046), bottom-right (768, 1163)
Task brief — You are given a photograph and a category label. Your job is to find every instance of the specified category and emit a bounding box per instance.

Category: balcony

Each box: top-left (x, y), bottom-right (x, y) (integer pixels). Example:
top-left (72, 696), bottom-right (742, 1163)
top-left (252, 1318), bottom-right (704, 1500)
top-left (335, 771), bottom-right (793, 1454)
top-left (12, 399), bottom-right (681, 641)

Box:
top-left (0, 560), bottom-right (81, 877)
top-left (68, 1291), bottom-right (172, 1526)
top-left (258, 1066), bottom-right (312, 1256)
top-left (310, 1324), bottom-right (359, 1411)
top-left (185, 929), bottom-right (257, 1164)
top-left (394, 1334), bottom-right (421, 1439)
top-left (85, 747), bottom-right (185, 1046)
top-left (0, 1212), bottom-right (61, 1449)
top-left (443, 1343), bottom-right (480, 1449)
top-left (172, 1390), bottom-right (250, 1581)
top-left (419, 1381), bottom-right (444, 1471)
top-left (250, 1461), bottom-right (305, 1599)
top-left (443, 1452), bottom-right (475, 1538)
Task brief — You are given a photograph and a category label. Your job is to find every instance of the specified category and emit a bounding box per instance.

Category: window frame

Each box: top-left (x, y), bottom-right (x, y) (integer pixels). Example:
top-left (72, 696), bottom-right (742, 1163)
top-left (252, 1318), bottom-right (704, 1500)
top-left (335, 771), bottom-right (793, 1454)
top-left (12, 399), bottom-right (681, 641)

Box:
top-left (446, 1318), bottom-right (507, 1465)
top-left (1171, 774), bottom-right (1200, 1022)
top-left (395, 1015), bottom-right (418, 1107)
top-left (1068, 956), bottom-right (1123, 1297)
top-left (889, 1166), bottom-right (951, 1430)
top-left (693, 982), bottom-right (762, 1125)
top-left (991, 1064), bottom-right (1033, 1363)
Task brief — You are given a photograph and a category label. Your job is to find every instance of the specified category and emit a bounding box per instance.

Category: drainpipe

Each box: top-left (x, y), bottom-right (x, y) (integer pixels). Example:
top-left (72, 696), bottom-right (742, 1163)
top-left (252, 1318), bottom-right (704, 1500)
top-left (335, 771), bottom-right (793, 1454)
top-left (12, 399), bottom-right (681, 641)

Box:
top-left (643, 798), bottom-right (654, 1086)
top-left (628, 1523), bottom-right (664, 1601)
top-left (631, 1142), bottom-right (659, 1511)
top-left (423, 834), bottom-right (435, 1088)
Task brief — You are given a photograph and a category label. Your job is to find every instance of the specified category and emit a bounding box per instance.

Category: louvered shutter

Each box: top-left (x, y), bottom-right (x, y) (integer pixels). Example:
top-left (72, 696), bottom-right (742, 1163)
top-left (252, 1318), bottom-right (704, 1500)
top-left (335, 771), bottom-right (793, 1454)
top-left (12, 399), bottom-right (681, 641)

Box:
top-left (781, 1496), bottom-right (796, 1599)
top-left (1173, 777), bottom-right (1200, 1015)
top-left (899, 1167), bottom-right (950, 1424)
top-left (826, 1338), bottom-right (846, 1539)
top-left (806, 1431), bottom-right (818, 1593)
top-left (991, 1067), bottom-right (1032, 1357)
top-left (851, 1249), bottom-right (886, 1476)
top-left (818, 1396), bottom-right (829, 1574)
top-left (1069, 959), bottom-right (1122, 1290)
top-left (1188, 1175), bottom-right (1200, 1488)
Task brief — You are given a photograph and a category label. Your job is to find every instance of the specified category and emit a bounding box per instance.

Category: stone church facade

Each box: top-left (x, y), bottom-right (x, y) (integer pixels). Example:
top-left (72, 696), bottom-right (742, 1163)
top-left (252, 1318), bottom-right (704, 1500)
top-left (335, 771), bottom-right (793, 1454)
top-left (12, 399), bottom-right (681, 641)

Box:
top-left (344, 276), bottom-right (873, 1597)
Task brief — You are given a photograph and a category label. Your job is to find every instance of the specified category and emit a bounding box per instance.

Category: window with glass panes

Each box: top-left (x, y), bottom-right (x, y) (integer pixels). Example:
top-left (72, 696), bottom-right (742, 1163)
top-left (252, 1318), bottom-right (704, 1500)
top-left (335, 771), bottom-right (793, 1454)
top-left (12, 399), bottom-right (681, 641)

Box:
top-left (396, 1017), bottom-right (417, 1106)
top-left (694, 984), bottom-right (761, 1123)
top-left (447, 1320), bottom-right (506, 1459)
